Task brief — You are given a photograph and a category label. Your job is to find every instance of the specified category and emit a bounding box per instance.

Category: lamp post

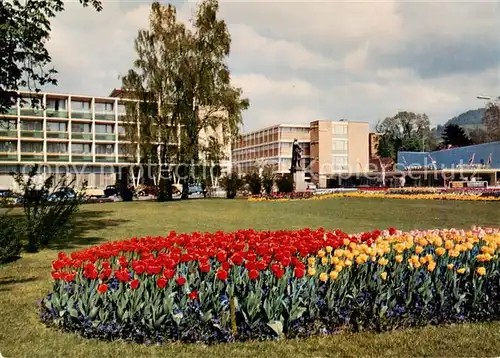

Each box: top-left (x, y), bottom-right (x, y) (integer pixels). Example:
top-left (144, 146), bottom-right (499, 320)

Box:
top-left (477, 95), bottom-right (500, 102)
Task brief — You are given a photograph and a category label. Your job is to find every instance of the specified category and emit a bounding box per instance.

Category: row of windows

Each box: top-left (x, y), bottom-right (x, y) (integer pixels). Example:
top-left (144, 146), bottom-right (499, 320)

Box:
top-left (15, 98), bottom-right (128, 114)
top-left (1, 119), bottom-right (126, 135)
top-left (0, 141), bottom-right (130, 155)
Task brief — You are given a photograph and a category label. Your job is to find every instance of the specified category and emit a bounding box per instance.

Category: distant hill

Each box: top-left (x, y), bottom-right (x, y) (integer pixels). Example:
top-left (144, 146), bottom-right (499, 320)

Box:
top-left (435, 108), bottom-right (485, 137)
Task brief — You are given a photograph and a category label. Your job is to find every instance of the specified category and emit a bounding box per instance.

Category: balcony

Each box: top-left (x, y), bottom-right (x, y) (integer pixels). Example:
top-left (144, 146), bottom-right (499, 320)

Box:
top-left (46, 131), bottom-right (69, 139)
top-left (95, 155), bottom-right (116, 163)
top-left (0, 129), bottom-right (18, 138)
top-left (95, 133), bottom-right (115, 141)
top-left (5, 108), bottom-right (17, 116)
top-left (118, 156), bottom-right (135, 163)
top-left (71, 111), bottom-right (92, 120)
top-left (0, 153), bottom-right (18, 161)
top-left (71, 132), bottom-right (93, 141)
top-left (21, 130), bottom-right (43, 138)
top-left (95, 113), bottom-right (115, 121)
top-left (46, 109), bottom-right (69, 119)
top-left (71, 154), bottom-right (92, 162)
top-left (20, 108), bottom-right (43, 117)
top-left (46, 153), bottom-right (70, 162)
top-left (21, 153), bottom-right (44, 161)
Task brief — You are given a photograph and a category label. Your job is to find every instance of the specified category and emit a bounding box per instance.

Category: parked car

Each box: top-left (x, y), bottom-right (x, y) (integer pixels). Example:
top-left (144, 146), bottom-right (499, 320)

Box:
top-left (47, 187), bottom-right (76, 202)
top-left (104, 185), bottom-right (119, 197)
top-left (0, 189), bottom-right (23, 205)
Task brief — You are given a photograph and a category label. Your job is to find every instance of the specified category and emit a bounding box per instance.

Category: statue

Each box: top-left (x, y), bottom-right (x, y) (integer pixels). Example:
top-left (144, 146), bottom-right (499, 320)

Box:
top-left (290, 139), bottom-right (304, 173)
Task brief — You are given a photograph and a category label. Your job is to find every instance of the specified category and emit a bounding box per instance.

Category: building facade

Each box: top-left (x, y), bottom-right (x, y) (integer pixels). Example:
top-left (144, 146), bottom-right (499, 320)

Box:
top-left (231, 124), bottom-right (310, 175)
top-left (0, 90), bottom-right (231, 190)
top-left (310, 120), bottom-right (369, 188)
top-left (397, 141), bottom-right (500, 186)
top-left (232, 120), bottom-right (370, 188)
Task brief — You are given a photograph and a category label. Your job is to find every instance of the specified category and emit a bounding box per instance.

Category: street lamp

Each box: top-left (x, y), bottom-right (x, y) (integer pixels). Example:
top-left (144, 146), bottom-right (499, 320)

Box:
top-left (477, 95), bottom-right (500, 102)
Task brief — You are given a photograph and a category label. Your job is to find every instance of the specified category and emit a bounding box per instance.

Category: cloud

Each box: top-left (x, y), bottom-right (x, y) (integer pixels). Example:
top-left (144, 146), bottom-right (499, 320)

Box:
top-left (43, 0), bottom-right (500, 133)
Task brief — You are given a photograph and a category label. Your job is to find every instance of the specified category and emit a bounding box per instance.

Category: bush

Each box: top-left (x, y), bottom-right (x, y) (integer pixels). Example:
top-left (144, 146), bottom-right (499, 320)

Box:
top-left (13, 165), bottom-right (86, 253)
top-left (40, 227), bottom-right (500, 344)
top-left (0, 215), bottom-right (22, 264)
top-left (220, 172), bottom-right (244, 199)
top-left (261, 165), bottom-right (275, 195)
top-left (245, 172), bottom-right (262, 195)
top-left (276, 174), bottom-right (293, 193)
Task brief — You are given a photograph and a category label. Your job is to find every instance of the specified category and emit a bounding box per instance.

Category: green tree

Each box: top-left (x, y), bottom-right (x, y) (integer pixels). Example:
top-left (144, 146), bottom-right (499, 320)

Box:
top-left (483, 102), bottom-right (500, 142)
top-left (261, 163), bottom-right (275, 195)
top-left (441, 124), bottom-right (472, 147)
top-left (469, 127), bottom-right (489, 145)
top-left (0, 0), bottom-right (102, 114)
top-left (121, 1), bottom-right (249, 200)
top-left (376, 111), bottom-right (434, 159)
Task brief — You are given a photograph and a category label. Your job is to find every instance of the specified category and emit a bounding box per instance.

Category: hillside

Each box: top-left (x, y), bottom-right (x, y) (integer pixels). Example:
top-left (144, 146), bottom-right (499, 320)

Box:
top-left (435, 108), bottom-right (485, 137)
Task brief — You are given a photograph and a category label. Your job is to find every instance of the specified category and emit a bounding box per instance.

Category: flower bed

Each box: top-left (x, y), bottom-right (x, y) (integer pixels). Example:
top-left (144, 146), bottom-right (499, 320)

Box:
top-left (40, 227), bottom-right (500, 344)
top-left (248, 192), bottom-right (314, 202)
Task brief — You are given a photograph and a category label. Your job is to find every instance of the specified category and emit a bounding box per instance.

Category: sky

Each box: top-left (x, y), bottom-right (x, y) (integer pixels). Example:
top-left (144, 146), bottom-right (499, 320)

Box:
top-left (45, 0), bottom-right (500, 132)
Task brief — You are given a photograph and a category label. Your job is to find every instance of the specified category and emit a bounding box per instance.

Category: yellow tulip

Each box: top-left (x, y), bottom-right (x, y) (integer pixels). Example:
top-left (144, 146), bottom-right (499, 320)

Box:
top-left (334, 249), bottom-right (344, 258)
top-left (415, 246), bottom-right (424, 254)
top-left (457, 268), bottom-right (466, 274)
top-left (449, 250), bottom-right (460, 258)
top-left (307, 267), bottom-right (316, 276)
top-left (345, 259), bottom-right (353, 267)
top-left (395, 255), bottom-right (403, 263)
top-left (476, 267), bottom-right (486, 276)
top-left (435, 247), bottom-right (446, 256)
top-left (445, 240), bottom-right (454, 250)
top-left (326, 246), bottom-right (333, 254)
top-left (378, 257), bottom-right (389, 266)
top-left (343, 238), bottom-right (350, 246)
top-left (334, 264), bottom-right (343, 273)
top-left (427, 261), bottom-right (436, 272)
top-left (307, 257), bottom-right (316, 267)
top-left (329, 271), bottom-right (339, 280)
top-left (321, 256), bottom-right (329, 265)
top-left (380, 272), bottom-right (387, 280)
top-left (331, 257), bottom-right (340, 265)
top-left (447, 263), bottom-right (454, 270)
top-left (319, 272), bottom-right (328, 282)
top-left (318, 249), bottom-right (326, 258)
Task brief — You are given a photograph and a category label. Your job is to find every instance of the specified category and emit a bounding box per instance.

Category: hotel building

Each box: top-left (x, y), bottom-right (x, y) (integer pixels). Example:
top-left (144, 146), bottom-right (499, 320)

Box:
top-left (232, 120), bottom-right (370, 188)
top-left (231, 124), bottom-right (311, 175)
top-left (0, 90), bottom-right (231, 189)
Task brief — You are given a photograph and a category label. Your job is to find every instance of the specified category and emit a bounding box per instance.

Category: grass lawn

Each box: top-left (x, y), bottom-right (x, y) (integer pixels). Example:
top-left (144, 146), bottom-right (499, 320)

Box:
top-left (1, 198), bottom-right (500, 357)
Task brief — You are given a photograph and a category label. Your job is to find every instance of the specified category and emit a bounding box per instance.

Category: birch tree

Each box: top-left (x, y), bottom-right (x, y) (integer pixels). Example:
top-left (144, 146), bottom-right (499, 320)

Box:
top-left (121, 0), bottom-right (249, 200)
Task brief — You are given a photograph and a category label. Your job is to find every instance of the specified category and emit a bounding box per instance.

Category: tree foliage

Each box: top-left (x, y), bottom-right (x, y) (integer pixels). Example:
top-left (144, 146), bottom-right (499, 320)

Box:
top-left (121, 1), bottom-right (249, 199)
top-left (469, 127), bottom-right (489, 145)
top-left (0, 0), bottom-right (102, 114)
top-left (376, 111), bottom-right (434, 159)
top-left (261, 164), bottom-right (275, 195)
top-left (441, 124), bottom-right (472, 147)
top-left (483, 102), bottom-right (500, 142)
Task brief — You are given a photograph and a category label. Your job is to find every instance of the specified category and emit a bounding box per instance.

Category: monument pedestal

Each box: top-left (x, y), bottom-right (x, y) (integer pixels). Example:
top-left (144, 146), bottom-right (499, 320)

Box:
top-left (293, 169), bottom-right (307, 192)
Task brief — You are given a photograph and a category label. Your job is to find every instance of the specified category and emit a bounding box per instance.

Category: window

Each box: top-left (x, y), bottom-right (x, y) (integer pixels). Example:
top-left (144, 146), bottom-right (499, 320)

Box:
top-left (71, 100), bottom-right (91, 111)
top-left (21, 121), bottom-right (42, 131)
top-left (71, 123), bottom-right (91, 133)
top-left (47, 122), bottom-right (67, 132)
top-left (21, 142), bottom-right (43, 153)
top-left (0, 141), bottom-right (16, 152)
top-left (95, 124), bottom-right (114, 134)
top-left (96, 144), bottom-right (114, 155)
top-left (117, 104), bottom-right (126, 115)
top-left (95, 102), bottom-right (114, 113)
top-left (0, 119), bottom-right (17, 129)
top-left (332, 140), bottom-right (347, 152)
top-left (47, 143), bottom-right (68, 153)
top-left (72, 143), bottom-right (92, 154)
top-left (333, 125), bottom-right (348, 135)
top-left (46, 99), bottom-right (67, 111)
